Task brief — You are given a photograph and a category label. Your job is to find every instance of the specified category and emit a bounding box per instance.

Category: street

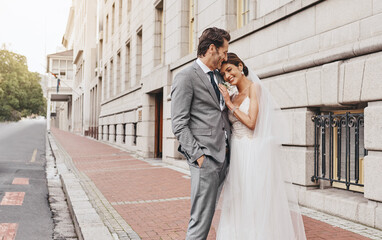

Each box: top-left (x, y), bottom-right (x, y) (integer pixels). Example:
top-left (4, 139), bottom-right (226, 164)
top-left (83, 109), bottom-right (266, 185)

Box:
top-left (0, 119), bottom-right (53, 240)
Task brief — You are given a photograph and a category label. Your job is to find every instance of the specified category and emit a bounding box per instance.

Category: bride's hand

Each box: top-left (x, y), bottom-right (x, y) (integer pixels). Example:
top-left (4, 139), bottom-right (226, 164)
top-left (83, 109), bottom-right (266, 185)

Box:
top-left (218, 84), bottom-right (231, 103)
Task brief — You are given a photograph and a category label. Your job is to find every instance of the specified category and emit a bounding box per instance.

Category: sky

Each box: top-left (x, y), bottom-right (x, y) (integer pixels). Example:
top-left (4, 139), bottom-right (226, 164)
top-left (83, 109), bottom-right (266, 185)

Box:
top-left (0, 0), bottom-right (72, 74)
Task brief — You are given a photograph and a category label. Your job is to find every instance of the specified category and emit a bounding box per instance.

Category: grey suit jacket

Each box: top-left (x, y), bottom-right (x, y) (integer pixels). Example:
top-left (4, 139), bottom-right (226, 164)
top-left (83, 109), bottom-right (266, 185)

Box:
top-left (171, 61), bottom-right (231, 163)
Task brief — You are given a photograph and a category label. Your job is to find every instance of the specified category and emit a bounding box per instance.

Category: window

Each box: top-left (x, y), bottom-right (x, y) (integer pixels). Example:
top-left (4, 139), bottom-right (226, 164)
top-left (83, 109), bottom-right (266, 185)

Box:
top-left (125, 42), bottom-right (131, 90)
top-left (154, 1), bottom-right (164, 65)
top-left (105, 15), bottom-right (109, 43)
top-left (52, 60), bottom-right (59, 75)
top-left (107, 125), bottom-right (110, 141)
top-left (109, 60), bottom-right (114, 98)
top-left (57, 60), bottom-right (67, 78)
top-left (133, 122), bottom-right (137, 145)
top-left (237, 0), bottom-right (250, 29)
top-left (114, 124), bottom-right (117, 142)
top-left (67, 69), bottom-right (73, 79)
top-left (100, 125), bottom-right (103, 139)
top-left (103, 65), bottom-right (107, 100)
top-left (60, 60), bottom-right (66, 69)
top-left (112, 3), bottom-right (115, 34)
top-left (52, 60), bottom-right (59, 69)
top-left (117, 52), bottom-right (121, 94)
top-left (122, 123), bottom-right (126, 143)
top-left (312, 110), bottom-right (366, 192)
top-left (127, 0), bottom-right (131, 13)
top-left (75, 64), bottom-right (83, 88)
top-left (119, 0), bottom-right (122, 25)
top-left (189, 0), bottom-right (195, 53)
top-left (136, 28), bottom-right (142, 85)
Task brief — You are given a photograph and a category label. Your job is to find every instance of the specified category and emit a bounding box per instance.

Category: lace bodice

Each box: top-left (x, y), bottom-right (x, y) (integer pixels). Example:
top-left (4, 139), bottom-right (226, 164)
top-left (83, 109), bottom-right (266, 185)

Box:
top-left (228, 96), bottom-right (254, 139)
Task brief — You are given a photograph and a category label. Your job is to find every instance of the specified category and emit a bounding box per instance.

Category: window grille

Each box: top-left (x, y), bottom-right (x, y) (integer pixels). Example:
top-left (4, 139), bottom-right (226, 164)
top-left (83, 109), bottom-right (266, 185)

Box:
top-left (311, 112), bottom-right (366, 192)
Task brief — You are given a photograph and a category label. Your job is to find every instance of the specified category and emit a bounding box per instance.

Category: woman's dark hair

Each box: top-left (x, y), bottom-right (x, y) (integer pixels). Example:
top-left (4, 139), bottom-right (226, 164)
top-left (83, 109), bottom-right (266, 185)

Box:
top-left (197, 27), bottom-right (231, 57)
top-left (222, 52), bottom-right (249, 76)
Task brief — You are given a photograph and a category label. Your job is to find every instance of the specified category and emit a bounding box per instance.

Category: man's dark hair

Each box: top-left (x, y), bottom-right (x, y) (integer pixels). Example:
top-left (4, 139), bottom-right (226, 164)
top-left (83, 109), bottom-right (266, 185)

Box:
top-left (197, 27), bottom-right (230, 57)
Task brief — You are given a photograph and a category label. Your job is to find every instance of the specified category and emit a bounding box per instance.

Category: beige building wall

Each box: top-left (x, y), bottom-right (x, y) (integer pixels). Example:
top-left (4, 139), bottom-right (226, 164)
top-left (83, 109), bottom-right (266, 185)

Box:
top-left (69, 0), bottom-right (98, 136)
top-left (66, 0), bottom-right (382, 230)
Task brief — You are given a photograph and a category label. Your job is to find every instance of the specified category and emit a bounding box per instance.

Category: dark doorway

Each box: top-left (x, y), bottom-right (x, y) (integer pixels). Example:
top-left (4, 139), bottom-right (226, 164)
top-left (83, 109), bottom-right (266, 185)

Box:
top-left (154, 91), bottom-right (163, 158)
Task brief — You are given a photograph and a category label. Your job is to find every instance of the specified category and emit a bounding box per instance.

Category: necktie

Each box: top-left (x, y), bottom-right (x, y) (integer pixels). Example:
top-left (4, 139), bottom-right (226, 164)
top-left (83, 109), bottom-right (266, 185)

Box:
top-left (208, 71), bottom-right (221, 101)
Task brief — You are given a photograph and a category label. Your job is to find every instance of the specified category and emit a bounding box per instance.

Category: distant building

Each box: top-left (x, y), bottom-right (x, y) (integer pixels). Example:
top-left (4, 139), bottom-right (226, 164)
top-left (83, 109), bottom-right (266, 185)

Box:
top-left (46, 50), bottom-right (74, 131)
top-left (61, 0), bottom-right (382, 230)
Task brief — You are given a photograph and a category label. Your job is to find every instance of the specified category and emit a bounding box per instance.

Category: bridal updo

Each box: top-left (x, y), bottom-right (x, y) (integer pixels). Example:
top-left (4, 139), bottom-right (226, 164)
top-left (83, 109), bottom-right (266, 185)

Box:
top-left (222, 52), bottom-right (249, 76)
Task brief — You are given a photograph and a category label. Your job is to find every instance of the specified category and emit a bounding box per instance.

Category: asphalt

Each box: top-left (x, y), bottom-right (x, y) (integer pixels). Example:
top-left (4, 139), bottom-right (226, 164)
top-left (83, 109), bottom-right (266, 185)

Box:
top-left (0, 119), bottom-right (53, 240)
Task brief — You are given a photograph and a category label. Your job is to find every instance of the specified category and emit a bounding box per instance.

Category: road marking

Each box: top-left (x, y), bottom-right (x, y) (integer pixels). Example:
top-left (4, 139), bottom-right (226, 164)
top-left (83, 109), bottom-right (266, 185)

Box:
top-left (30, 149), bottom-right (37, 162)
top-left (12, 178), bottom-right (29, 185)
top-left (0, 223), bottom-right (18, 240)
top-left (0, 192), bottom-right (25, 206)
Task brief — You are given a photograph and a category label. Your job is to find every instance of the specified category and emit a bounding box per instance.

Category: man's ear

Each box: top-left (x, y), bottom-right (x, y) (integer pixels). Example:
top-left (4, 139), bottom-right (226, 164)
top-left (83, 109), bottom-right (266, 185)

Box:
top-left (208, 44), bottom-right (216, 53)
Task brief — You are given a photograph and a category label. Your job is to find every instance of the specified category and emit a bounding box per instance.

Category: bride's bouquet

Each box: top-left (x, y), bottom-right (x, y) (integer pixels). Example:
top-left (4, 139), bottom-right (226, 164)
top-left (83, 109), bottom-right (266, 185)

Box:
top-left (222, 82), bottom-right (238, 97)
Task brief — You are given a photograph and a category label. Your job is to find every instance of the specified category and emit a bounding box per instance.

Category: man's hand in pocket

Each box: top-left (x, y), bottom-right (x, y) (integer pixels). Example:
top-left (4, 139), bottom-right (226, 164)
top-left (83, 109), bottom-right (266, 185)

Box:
top-left (196, 155), bottom-right (205, 168)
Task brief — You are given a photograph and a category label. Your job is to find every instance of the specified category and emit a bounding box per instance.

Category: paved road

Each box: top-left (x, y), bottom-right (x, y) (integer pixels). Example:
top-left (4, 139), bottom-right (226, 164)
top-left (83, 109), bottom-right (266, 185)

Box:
top-left (0, 119), bottom-right (53, 240)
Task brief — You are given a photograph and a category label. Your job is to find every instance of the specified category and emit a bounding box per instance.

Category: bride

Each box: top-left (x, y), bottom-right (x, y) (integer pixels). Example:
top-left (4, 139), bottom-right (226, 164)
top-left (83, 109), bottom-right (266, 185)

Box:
top-left (216, 53), bottom-right (306, 239)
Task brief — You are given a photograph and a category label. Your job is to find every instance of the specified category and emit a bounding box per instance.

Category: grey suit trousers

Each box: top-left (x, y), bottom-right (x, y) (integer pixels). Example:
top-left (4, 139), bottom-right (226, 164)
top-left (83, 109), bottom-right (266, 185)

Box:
top-left (186, 153), bottom-right (229, 240)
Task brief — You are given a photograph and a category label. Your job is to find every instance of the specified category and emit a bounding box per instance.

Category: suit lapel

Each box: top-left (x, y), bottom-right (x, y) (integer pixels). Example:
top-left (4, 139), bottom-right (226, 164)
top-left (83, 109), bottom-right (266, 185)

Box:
top-left (193, 61), bottom-right (220, 108)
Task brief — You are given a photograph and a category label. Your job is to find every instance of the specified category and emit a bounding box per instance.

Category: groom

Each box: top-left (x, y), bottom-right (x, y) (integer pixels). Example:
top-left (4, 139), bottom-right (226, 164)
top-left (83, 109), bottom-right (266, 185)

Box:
top-left (171, 27), bottom-right (231, 239)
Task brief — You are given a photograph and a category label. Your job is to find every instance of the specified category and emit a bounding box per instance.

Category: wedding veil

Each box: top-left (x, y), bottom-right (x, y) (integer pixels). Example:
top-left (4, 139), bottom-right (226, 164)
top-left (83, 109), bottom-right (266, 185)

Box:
top-left (247, 69), bottom-right (306, 239)
top-left (214, 67), bottom-right (306, 239)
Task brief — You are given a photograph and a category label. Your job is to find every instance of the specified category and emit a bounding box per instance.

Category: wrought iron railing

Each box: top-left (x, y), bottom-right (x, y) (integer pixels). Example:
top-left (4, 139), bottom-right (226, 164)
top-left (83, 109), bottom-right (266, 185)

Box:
top-left (311, 112), bottom-right (366, 190)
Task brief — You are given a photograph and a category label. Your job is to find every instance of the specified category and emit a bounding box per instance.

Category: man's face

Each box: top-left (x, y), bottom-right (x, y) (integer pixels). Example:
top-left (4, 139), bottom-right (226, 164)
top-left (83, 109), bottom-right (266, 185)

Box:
top-left (211, 39), bottom-right (229, 69)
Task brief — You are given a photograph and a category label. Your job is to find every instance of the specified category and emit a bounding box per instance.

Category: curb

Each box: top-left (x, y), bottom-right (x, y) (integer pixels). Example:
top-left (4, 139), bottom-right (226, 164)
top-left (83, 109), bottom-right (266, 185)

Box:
top-left (46, 133), bottom-right (78, 239)
top-left (47, 133), bottom-right (114, 240)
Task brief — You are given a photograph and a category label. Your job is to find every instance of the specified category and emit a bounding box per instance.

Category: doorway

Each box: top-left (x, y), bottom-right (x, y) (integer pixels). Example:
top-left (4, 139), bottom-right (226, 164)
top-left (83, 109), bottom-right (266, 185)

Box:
top-left (154, 91), bottom-right (163, 158)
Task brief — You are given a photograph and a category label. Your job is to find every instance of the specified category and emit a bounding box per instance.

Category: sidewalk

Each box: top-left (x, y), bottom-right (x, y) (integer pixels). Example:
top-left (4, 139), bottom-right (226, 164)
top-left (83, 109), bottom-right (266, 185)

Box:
top-left (49, 127), bottom-right (381, 240)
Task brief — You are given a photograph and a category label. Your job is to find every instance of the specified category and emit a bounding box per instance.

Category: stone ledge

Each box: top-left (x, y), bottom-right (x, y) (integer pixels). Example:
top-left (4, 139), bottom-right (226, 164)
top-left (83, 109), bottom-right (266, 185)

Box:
top-left (298, 187), bottom-right (382, 230)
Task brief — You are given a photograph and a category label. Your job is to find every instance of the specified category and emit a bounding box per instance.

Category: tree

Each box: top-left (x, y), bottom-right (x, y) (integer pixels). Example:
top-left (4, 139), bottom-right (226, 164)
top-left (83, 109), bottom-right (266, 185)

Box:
top-left (0, 49), bottom-right (46, 121)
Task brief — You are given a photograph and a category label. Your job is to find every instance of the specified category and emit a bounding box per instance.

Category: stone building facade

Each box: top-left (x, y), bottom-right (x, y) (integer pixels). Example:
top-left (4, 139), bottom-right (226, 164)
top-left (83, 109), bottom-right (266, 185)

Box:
top-left (62, 0), bottom-right (98, 136)
top-left (62, 0), bottom-right (382, 230)
top-left (46, 50), bottom-right (74, 132)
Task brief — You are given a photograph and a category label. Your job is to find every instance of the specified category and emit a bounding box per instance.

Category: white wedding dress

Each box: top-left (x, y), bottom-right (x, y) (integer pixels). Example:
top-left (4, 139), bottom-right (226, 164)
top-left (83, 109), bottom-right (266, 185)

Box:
top-left (216, 77), bottom-right (306, 239)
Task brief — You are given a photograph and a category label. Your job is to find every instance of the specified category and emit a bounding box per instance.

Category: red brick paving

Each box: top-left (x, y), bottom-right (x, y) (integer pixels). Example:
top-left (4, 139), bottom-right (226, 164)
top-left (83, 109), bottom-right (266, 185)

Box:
top-left (51, 128), bottom-right (371, 240)
top-left (303, 216), bottom-right (370, 240)
top-left (0, 223), bottom-right (18, 240)
top-left (0, 192), bottom-right (25, 206)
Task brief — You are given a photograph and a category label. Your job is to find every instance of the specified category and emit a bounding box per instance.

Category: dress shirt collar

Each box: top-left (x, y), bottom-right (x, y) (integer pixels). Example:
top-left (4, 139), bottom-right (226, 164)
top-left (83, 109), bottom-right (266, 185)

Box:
top-left (196, 58), bottom-right (214, 74)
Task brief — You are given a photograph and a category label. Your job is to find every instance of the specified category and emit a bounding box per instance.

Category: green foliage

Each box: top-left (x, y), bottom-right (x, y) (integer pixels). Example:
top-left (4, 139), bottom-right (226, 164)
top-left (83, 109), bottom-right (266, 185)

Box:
top-left (0, 49), bottom-right (46, 121)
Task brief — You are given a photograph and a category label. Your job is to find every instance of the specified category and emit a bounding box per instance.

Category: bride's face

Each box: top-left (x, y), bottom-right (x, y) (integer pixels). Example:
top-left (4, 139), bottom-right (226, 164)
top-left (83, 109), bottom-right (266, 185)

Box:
top-left (220, 63), bottom-right (243, 86)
